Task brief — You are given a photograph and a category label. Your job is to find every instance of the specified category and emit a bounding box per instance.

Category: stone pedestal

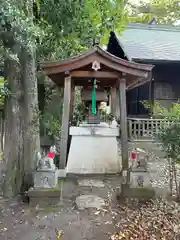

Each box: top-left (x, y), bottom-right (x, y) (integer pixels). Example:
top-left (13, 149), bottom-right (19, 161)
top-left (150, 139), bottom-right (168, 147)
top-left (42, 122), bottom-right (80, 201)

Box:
top-left (28, 188), bottom-right (60, 207)
top-left (66, 123), bottom-right (121, 174)
top-left (34, 169), bottom-right (59, 189)
top-left (130, 171), bottom-right (152, 188)
top-left (28, 169), bottom-right (59, 207)
top-left (119, 161), bottom-right (155, 201)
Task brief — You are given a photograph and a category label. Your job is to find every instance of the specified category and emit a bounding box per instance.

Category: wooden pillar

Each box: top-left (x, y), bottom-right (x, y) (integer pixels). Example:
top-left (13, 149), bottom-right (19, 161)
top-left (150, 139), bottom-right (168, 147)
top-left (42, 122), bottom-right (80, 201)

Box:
top-left (70, 83), bottom-right (75, 121)
top-left (110, 86), bottom-right (116, 116)
top-left (59, 76), bottom-right (71, 169)
top-left (136, 87), bottom-right (139, 115)
top-left (38, 83), bottom-right (45, 136)
top-left (149, 76), bottom-right (154, 117)
top-left (116, 88), bottom-right (120, 120)
top-left (118, 78), bottom-right (129, 181)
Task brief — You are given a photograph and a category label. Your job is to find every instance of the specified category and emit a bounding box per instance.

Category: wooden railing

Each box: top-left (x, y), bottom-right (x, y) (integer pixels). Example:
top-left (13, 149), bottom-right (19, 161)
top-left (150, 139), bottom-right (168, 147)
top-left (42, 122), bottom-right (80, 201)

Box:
top-left (128, 118), bottom-right (171, 141)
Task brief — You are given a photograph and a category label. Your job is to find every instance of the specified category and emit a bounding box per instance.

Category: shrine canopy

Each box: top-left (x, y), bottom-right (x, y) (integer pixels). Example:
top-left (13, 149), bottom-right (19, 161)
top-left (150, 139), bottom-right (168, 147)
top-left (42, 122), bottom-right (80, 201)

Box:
top-left (41, 46), bottom-right (154, 90)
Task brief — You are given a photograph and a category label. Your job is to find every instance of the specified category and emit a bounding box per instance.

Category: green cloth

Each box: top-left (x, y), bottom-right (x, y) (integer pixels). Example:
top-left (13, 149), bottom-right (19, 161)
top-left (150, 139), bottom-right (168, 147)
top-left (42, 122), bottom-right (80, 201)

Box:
top-left (91, 79), bottom-right (97, 115)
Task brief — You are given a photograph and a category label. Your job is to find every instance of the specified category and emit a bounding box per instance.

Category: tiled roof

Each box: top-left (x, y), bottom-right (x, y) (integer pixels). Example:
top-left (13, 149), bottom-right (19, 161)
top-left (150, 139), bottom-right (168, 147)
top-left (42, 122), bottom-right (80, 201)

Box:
top-left (117, 23), bottom-right (180, 61)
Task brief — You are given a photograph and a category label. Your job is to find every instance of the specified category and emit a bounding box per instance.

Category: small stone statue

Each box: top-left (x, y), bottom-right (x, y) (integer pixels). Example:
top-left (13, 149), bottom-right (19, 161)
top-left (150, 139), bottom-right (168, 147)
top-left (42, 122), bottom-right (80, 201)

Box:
top-left (137, 157), bottom-right (148, 171)
top-left (36, 145), bottom-right (57, 171)
top-left (37, 155), bottom-right (51, 170)
top-left (34, 145), bottom-right (58, 189)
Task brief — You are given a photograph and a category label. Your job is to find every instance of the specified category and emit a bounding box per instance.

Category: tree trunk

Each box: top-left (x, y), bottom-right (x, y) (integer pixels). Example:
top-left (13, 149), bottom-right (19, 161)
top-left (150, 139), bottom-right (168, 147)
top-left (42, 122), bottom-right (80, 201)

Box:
top-left (2, 47), bottom-right (40, 196)
top-left (1, 0), bottom-right (40, 197)
top-left (0, 111), bottom-right (4, 152)
top-left (2, 58), bottom-right (24, 197)
top-left (20, 47), bottom-right (40, 192)
top-left (1, 117), bottom-right (5, 152)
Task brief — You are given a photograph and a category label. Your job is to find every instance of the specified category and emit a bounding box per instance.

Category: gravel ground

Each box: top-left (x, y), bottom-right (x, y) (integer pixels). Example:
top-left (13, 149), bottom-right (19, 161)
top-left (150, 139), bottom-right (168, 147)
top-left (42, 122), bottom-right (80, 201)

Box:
top-left (130, 141), bottom-right (180, 196)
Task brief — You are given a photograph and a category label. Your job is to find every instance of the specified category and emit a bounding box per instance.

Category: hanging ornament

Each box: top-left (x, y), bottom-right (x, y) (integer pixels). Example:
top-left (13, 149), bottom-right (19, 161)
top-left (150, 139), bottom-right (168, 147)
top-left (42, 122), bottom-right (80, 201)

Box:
top-left (92, 61), bottom-right (100, 71)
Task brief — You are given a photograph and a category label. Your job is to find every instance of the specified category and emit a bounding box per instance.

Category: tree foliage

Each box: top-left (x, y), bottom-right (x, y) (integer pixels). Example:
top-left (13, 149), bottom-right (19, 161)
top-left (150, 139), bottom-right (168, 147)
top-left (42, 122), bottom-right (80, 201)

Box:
top-left (0, 0), bottom-right (129, 145)
top-left (72, 88), bottom-right (87, 125)
top-left (153, 103), bottom-right (180, 159)
top-left (0, 0), bottom-right (42, 55)
top-left (40, 83), bottom-right (63, 138)
top-left (156, 104), bottom-right (180, 198)
top-left (0, 77), bottom-right (10, 108)
top-left (38, 0), bottom-right (128, 60)
top-left (130, 0), bottom-right (180, 24)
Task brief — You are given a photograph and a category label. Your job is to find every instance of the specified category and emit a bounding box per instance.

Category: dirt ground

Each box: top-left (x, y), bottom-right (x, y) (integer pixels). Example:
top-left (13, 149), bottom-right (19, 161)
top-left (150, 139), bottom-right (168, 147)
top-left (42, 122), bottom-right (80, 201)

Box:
top-left (0, 177), bottom-right (122, 240)
top-left (0, 142), bottom-right (176, 240)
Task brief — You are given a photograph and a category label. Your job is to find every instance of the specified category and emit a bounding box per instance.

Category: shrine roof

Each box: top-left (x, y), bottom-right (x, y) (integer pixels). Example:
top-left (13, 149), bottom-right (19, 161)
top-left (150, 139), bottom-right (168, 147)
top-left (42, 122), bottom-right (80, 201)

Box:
top-left (114, 23), bottom-right (180, 61)
top-left (41, 46), bottom-right (153, 75)
top-left (41, 46), bottom-right (154, 89)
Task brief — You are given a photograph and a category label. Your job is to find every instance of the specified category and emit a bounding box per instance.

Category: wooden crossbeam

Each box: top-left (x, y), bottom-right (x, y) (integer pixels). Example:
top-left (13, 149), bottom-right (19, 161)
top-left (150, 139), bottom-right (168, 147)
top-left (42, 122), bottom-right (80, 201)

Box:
top-left (71, 70), bottom-right (119, 79)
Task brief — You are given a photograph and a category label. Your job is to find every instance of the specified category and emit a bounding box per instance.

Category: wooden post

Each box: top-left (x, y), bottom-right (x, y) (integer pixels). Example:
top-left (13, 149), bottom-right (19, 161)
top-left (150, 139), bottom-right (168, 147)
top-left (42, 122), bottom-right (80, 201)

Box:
top-left (116, 88), bottom-right (120, 121)
top-left (110, 86), bottom-right (116, 116)
top-left (59, 76), bottom-right (71, 169)
top-left (149, 76), bottom-right (154, 117)
top-left (70, 83), bottom-right (75, 121)
top-left (118, 78), bottom-right (129, 183)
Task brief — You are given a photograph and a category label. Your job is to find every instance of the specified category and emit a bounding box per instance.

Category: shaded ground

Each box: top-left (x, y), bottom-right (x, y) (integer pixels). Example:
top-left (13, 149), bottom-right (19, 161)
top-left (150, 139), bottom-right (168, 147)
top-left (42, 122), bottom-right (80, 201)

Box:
top-left (0, 177), bottom-right (121, 240)
top-left (0, 141), bottom-right (179, 240)
top-left (1, 182), bottom-right (180, 240)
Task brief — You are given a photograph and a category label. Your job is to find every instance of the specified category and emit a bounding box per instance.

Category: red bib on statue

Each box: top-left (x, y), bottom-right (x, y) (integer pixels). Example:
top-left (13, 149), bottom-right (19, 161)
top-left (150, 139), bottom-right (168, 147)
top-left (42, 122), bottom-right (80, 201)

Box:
top-left (48, 152), bottom-right (55, 158)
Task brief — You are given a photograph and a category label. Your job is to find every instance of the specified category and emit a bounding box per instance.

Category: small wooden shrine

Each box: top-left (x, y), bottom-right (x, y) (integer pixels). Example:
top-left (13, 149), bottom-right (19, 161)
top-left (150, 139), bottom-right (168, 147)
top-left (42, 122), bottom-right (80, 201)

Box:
top-left (41, 46), bottom-right (153, 174)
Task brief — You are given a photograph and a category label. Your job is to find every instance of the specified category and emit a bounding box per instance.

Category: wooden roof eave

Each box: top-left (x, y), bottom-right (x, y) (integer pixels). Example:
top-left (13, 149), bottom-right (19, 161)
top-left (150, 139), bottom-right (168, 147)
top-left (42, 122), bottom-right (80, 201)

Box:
top-left (96, 47), bottom-right (153, 71)
top-left (41, 46), bottom-right (154, 78)
top-left (127, 72), bottom-right (152, 90)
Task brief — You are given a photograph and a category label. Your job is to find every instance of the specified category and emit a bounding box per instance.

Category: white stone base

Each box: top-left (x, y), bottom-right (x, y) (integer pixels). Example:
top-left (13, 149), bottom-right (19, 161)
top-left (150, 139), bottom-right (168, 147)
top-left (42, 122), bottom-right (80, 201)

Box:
top-left (66, 125), bottom-right (121, 174)
top-left (57, 169), bottom-right (67, 178)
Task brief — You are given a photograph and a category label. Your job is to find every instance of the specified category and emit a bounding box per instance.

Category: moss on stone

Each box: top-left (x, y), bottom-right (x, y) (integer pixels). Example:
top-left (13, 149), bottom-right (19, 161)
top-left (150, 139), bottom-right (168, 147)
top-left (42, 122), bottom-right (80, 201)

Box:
top-left (37, 188), bottom-right (59, 192)
top-left (43, 206), bottom-right (59, 213)
top-left (120, 184), bottom-right (155, 200)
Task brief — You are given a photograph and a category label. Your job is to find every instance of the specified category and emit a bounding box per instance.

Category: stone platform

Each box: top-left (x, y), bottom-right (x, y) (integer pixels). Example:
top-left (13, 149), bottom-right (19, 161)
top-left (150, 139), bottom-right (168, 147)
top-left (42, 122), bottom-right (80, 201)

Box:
top-left (66, 123), bottom-right (121, 174)
top-left (28, 187), bottom-right (61, 207)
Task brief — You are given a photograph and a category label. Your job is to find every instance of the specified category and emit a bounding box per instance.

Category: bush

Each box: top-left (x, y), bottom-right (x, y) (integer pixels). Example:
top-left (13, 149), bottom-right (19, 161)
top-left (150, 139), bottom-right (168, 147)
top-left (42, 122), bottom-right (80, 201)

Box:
top-left (154, 103), bottom-right (180, 199)
top-left (142, 101), bottom-right (180, 198)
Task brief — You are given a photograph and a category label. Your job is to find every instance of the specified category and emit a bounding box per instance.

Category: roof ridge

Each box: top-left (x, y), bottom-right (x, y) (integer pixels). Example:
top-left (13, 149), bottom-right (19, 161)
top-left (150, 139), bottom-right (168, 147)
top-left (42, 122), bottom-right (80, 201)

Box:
top-left (124, 23), bottom-right (180, 32)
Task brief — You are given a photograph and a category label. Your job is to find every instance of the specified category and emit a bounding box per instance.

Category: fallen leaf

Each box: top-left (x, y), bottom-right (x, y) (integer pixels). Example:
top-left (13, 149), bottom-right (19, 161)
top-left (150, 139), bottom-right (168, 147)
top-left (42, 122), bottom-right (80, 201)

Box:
top-left (58, 230), bottom-right (63, 240)
top-left (94, 211), bottom-right (100, 215)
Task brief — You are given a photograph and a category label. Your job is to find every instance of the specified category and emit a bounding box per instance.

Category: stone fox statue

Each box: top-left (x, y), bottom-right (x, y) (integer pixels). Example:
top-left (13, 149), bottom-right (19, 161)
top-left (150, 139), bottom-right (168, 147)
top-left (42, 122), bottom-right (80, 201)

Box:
top-left (36, 145), bottom-right (57, 171)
